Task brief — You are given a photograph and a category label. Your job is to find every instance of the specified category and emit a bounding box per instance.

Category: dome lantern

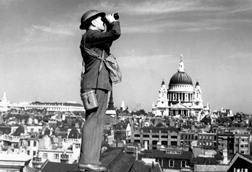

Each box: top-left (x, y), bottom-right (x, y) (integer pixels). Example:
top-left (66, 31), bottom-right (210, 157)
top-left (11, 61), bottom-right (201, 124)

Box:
top-left (178, 54), bottom-right (184, 72)
top-left (169, 56), bottom-right (193, 87)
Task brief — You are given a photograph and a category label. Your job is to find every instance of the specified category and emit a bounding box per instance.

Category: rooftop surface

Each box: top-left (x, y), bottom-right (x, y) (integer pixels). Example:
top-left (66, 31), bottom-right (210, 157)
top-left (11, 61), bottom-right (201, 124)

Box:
top-left (25, 148), bottom-right (161, 172)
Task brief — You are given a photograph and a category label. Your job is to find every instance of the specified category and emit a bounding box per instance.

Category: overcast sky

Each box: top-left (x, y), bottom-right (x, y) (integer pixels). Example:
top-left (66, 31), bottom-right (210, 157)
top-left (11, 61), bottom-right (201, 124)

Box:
top-left (0, 0), bottom-right (252, 113)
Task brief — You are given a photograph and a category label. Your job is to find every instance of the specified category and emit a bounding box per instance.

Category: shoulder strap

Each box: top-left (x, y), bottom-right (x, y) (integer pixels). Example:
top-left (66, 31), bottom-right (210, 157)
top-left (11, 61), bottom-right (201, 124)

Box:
top-left (94, 50), bottom-right (105, 92)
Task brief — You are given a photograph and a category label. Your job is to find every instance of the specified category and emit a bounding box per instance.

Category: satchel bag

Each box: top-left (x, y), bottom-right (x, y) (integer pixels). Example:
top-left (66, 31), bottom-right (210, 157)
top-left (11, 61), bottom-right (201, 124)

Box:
top-left (104, 54), bottom-right (122, 84)
top-left (82, 44), bottom-right (122, 84)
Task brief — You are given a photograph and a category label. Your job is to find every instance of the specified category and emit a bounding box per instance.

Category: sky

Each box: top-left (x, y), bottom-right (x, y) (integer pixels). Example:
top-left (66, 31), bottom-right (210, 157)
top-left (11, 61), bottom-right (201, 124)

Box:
top-left (0, 0), bottom-right (252, 113)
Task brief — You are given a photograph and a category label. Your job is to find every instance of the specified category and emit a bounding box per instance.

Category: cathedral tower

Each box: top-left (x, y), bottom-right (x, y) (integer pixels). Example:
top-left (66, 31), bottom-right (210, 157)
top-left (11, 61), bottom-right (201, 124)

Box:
top-left (152, 81), bottom-right (169, 117)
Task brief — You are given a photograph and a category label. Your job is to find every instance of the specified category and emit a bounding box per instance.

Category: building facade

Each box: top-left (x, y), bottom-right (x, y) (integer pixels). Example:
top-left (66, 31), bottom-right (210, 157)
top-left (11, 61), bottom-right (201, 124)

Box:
top-left (152, 58), bottom-right (210, 120)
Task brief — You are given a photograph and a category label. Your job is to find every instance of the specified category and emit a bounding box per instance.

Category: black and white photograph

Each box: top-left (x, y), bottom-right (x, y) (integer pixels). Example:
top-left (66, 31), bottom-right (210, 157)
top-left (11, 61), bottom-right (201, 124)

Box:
top-left (0, 0), bottom-right (252, 171)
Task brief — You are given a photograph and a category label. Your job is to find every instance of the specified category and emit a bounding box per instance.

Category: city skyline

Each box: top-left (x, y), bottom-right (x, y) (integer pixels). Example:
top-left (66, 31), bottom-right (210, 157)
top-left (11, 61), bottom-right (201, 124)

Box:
top-left (0, 0), bottom-right (252, 113)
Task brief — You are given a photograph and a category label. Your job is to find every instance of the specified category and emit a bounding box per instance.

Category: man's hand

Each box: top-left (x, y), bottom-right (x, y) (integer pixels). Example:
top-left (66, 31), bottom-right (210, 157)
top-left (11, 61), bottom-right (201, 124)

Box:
top-left (105, 14), bottom-right (116, 23)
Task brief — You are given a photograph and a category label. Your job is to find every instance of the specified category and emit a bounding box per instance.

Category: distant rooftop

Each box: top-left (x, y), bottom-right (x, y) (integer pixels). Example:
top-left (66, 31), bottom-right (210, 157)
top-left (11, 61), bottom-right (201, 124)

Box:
top-left (31, 101), bottom-right (82, 107)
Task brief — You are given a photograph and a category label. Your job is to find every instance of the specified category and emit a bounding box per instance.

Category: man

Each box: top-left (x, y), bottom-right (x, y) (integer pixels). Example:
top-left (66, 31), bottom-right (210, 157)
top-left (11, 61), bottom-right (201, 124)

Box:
top-left (78, 10), bottom-right (121, 171)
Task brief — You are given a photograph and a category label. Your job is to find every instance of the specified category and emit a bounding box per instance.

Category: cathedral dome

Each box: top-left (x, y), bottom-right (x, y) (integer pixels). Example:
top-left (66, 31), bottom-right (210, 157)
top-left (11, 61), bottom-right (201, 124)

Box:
top-left (169, 71), bottom-right (193, 86)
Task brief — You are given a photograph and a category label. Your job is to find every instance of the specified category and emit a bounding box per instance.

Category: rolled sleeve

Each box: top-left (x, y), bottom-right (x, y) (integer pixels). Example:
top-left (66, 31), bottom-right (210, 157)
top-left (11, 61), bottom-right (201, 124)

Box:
top-left (85, 21), bottom-right (121, 46)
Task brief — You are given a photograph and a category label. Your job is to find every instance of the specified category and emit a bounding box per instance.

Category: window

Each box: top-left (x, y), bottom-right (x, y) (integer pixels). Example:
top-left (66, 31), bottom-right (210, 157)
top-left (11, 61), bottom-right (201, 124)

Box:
top-left (28, 141), bottom-right (30, 146)
top-left (43, 153), bottom-right (48, 159)
top-left (169, 160), bottom-right (174, 167)
top-left (181, 160), bottom-right (186, 167)
top-left (161, 141), bottom-right (168, 146)
top-left (34, 141), bottom-right (37, 147)
top-left (180, 135), bottom-right (184, 140)
top-left (54, 153), bottom-right (59, 159)
top-left (33, 151), bottom-right (36, 156)
top-left (171, 141), bottom-right (177, 146)
top-left (27, 150), bottom-right (30, 155)
top-left (134, 140), bottom-right (140, 143)
top-left (134, 134), bottom-right (140, 137)
top-left (171, 135), bottom-right (177, 139)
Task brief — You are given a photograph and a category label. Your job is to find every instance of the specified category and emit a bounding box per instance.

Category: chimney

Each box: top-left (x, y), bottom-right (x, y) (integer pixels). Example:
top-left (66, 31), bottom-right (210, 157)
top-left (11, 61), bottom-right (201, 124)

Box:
top-left (222, 148), bottom-right (228, 164)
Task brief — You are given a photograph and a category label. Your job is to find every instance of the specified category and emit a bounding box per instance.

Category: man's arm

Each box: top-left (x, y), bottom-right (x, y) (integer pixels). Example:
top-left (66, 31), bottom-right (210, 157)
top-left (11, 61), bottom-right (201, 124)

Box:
top-left (85, 21), bottom-right (121, 46)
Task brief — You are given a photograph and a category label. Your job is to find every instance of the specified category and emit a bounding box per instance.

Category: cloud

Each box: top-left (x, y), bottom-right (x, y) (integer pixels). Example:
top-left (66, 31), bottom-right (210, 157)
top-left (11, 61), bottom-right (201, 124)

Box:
top-left (228, 52), bottom-right (252, 60)
top-left (119, 53), bottom-right (177, 68)
top-left (122, 19), bottom-right (227, 33)
top-left (75, 0), bottom-right (252, 16)
top-left (0, 0), bottom-right (21, 6)
top-left (119, 0), bottom-right (220, 15)
top-left (181, 26), bottom-right (224, 32)
top-left (89, 0), bottom-right (225, 15)
top-left (32, 24), bottom-right (75, 36)
top-left (20, 22), bottom-right (78, 45)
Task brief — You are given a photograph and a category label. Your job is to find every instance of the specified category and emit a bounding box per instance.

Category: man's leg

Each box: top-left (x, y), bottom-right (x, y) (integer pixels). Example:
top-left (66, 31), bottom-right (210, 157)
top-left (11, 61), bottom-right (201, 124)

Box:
top-left (79, 89), bottom-right (108, 166)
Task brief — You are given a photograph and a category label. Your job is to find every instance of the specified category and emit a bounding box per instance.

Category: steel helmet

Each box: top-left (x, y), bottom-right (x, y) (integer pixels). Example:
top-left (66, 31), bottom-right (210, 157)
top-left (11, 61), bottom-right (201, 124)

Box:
top-left (80, 10), bottom-right (105, 30)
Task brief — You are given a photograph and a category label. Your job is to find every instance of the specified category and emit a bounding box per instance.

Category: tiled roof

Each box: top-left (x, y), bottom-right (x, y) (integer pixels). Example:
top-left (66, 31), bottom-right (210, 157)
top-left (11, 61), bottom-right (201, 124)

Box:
top-left (191, 157), bottom-right (218, 165)
top-left (194, 164), bottom-right (228, 172)
top-left (130, 161), bottom-right (162, 172)
top-left (243, 154), bottom-right (252, 161)
top-left (142, 126), bottom-right (179, 133)
top-left (140, 150), bottom-right (193, 160)
top-left (12, 125), bottom-right (24, 136)
top-left (39, 148), bottom-right (161, 172)
top-left (0, 126), bottom-right (11, 134)
top-left (68, 128), bottom-right (80, 139)
top-left (41, 161), bottom-right (78, 172)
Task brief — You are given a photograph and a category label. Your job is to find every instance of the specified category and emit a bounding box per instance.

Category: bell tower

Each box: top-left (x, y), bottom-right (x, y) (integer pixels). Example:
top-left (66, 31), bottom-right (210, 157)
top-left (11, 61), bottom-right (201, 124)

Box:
top-left (152, 81), bottom-right (169, 117)
top-left (194, 82), bottom-right (203, 108)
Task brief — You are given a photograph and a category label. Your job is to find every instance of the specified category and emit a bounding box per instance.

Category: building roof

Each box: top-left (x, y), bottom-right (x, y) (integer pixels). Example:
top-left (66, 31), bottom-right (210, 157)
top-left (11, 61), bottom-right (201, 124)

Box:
top-left (141, 126), bottom-right (179, 133)
top-left (68, 127), bottom-right (80, 139)
top-left (40, 161), bottom-right (78, 172)
top-left (194, 164), bottom-right (228, 172)
top-left (226, 153), bottom-right (252, 172)
top-left (140, 150), bottom-right (193, 160)
top-left (169, 71), bottom-right (193, 86)
top-left (191, 157), bottom-right (219, 165)
top-left (130, 160), bottom-right (162, 172)
top-left (31, 101), bottom-right (82, 107)
top-left (39, 148), bottom-right (161, 172)
top-left (12, 125), bottom-right (24, 136)
top-left (0, 125), bottom-right (11, 134)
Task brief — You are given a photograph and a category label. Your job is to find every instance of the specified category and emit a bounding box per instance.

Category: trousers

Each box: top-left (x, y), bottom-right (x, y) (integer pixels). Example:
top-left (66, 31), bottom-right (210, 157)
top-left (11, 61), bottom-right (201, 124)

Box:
top-left (79, 89), bottom-right (110, 165)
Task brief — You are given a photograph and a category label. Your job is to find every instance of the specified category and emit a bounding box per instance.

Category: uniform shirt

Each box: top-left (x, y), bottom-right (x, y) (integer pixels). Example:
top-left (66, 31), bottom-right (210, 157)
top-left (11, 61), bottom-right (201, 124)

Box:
top-left (80, 21), bottom-right (121, 92)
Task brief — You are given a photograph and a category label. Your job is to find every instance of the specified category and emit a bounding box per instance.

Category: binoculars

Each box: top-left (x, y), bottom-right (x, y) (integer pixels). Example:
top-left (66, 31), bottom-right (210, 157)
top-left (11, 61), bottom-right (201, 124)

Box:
top-left (102, 13), bottom-right (119, 25)
top-left (113, 13), bottom-right (119, 20)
